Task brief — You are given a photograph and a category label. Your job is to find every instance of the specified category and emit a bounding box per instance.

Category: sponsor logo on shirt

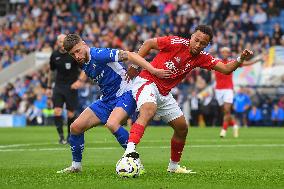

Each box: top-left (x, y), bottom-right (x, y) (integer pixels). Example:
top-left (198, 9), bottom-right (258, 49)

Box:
top-left (186, 60), bottom-right (191, 68)
top-left (164, 59), bottom-right (192, 76)
top-left (93, 70), bottom-right (104, 83)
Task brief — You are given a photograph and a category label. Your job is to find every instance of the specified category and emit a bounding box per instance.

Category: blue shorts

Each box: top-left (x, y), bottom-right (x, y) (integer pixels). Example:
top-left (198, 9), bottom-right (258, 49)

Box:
top-left (89, 91), bottom-right (137, 124)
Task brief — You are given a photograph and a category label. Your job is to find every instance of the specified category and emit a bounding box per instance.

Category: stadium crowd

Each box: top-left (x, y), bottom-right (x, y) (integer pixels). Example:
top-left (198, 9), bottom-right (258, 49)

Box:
top-left (1, 0), bottom-right (284, 126)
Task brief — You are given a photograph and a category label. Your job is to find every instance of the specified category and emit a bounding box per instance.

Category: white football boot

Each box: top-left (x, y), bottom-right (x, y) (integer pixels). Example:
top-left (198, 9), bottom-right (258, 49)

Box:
top-left (233, 125), bottom-right (239, 138)
top-left (167, 165), bottom-right (196, 174)
top-left (56, 162), bottom-right (82, 173)
top-left (220, 129), bottom-right (227, 138)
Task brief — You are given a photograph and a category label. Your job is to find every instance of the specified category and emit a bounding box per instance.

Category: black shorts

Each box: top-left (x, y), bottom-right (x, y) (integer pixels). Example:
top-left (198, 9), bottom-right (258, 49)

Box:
top-left (52, 84), bottom-right (78, 111)
top-left (235, 112), bottom-right (247, 120)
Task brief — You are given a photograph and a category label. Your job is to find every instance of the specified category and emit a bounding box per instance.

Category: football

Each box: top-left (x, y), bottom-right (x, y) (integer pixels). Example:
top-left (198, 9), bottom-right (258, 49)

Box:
top-left (115, 156), bottom-right (141, 178)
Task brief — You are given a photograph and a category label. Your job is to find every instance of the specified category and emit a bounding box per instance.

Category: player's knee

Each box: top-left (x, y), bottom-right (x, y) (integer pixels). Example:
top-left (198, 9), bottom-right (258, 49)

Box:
top-left (105, 120), bottom-right (119, 132)
top-left (140, 107), bottom-right (156, 120)
top-left (224, 109), bottom-right (231, 115)
top-left (70, 122), bottom-right (83, 134)
top-left (177, 125), bottom-right (188, 138)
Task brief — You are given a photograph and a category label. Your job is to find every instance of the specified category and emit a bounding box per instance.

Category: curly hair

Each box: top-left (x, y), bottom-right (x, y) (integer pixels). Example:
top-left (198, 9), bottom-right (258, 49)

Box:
top-left (194, 25), bottom-right (213, 43)
top-left (63, 34), bottom-right (81, 52)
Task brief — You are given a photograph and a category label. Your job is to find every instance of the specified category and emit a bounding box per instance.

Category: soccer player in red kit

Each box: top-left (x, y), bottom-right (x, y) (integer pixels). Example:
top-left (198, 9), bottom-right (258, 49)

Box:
top-left (216, 47), bottom-right (260, 138)
top-left (122, 25), bottom-right (253, 173)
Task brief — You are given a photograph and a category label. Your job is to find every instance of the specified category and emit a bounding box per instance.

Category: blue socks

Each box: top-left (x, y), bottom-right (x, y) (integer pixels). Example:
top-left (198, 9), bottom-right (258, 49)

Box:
top-left (69, 126), bottom-right (128, 163)
top-left (113, 126), bottom-right (129, 149)
top-left (69, 133), bottom-right (84, 162)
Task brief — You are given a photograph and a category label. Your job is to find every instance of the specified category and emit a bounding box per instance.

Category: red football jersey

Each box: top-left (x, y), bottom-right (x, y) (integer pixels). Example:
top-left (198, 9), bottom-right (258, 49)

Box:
top-left (215, 59), bottom-right (234, 89)
top-left (139, 36), bottom-right (218, 96)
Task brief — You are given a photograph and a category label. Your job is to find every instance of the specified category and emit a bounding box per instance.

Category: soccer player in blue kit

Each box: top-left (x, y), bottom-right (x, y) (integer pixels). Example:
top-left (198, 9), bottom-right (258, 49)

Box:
top-left (56, 34), bottom-right (171, 173)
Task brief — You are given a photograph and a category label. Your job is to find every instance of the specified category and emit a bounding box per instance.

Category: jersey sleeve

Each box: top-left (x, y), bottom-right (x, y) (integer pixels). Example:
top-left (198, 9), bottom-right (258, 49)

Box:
top-left (198, 52), bottom-right (219, 70)
top-left (92, 48), bottom-right (119, 64)
top-left (157, 36), bottom-right (173, 52)
top-left (49, 52), bottom-right (56, 71)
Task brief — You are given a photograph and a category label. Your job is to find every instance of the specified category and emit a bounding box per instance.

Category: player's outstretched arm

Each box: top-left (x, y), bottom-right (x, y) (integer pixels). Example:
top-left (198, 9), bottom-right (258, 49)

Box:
top-left (118, 50), bottom-right (172, 79)
top-left (138, 38), bottom-right (159, 58)
top-left (213, 49), bottom-right (254, 74)
top-left (242, 54), bottom-right (263, 67)
top-left (125, 38), bottom-right (160, 79)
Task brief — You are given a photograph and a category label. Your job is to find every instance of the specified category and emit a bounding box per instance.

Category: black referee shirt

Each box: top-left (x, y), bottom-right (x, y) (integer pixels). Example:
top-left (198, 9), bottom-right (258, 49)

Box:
top-left (49, 50), bottom-right (80, 86)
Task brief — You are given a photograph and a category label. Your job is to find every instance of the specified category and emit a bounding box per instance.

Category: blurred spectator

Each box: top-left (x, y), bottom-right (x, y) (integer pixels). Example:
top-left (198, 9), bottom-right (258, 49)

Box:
top-left (200, 91), bottom-right (217, 127)
top-left (189, 90), bottom-right (200, 127)
top-left (26, 104), bottom-right (43, 125)
top-left (273, 23), bottom-right (283, 45)
top-left (0, 0), bottom-right (281, 70)
top-left (17, 93), bottom-right (29, 114)
top-left (252, 5), bottom-right (267, 25)
top-left (271, 103), bottom-right (284, 126)
top-left (0, 0), bottom-right (284, 128)
top-left (261, 97), bottom-right (273, 126)
top-left (266, 1), bottom-right (280, 18)
top-left (248, 105), bottom-right (262, 126)
top-left (233, 87), bottom-right (251, 127)
top-left (42, 99), bottom-right (54, 125)
top-left (278, 96), bottom-right (284, 109)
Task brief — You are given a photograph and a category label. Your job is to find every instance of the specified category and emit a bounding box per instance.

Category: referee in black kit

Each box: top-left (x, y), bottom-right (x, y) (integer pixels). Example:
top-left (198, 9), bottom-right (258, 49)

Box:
top-left (47, 34), bottom-right (86, 144)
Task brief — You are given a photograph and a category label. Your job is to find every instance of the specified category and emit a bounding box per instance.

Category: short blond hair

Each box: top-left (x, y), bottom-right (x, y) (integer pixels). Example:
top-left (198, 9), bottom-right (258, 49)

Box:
top-left (220, 47), bottom-right (231, 52)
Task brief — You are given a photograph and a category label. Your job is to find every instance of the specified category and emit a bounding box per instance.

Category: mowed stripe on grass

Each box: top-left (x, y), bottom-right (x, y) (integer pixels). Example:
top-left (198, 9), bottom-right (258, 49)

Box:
top-left (0, 126), bottom-right (283, 189)
top-left (0, 143), bottom-right (284, 152)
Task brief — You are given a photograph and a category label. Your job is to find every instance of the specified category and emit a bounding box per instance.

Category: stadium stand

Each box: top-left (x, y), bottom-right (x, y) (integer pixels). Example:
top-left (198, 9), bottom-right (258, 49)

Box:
top-left (0, 0), bottom-right (284, 127)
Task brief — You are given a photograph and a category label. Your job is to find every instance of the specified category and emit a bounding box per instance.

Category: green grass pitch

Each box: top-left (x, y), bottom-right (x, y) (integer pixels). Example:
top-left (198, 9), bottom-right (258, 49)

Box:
top-left (0, 126), bottom-right (283, 189)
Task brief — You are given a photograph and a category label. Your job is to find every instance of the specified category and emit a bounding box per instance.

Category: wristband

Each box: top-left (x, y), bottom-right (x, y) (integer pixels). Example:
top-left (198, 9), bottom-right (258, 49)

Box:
top-left (237, 57), bottom-right (244, 64)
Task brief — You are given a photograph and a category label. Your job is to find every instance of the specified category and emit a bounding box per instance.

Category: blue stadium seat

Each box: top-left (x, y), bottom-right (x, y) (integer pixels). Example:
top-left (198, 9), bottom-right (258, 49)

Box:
top-left (280, 10), bottom-right (284, 17)
top-left (269, 17), bottom-right (280, 25)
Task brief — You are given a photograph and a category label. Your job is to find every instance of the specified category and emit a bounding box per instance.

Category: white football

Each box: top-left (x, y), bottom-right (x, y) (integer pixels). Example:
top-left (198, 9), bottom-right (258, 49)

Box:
top-left (116, 156), bottom-right (141, 178)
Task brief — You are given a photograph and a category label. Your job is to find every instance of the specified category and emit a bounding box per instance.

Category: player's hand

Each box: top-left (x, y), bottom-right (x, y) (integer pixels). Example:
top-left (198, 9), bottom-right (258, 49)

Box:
top-left (46, 88), bottom-right (52, 98)
top-left (151, 68), bottom-right (172, 79)
top-left (71, 80), bottom-right (84, 89)
top-left (240, 49), bottom-right (254, 61)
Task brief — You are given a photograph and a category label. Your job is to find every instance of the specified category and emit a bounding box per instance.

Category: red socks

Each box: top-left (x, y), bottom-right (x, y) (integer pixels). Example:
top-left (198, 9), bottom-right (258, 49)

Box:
top-left (171, 138), bottom-right (185, 162)
top-left (222, 122), bottom-right (228, 130)
top-left (223, 119), bottom-right (236, 130)
top-left (128, 123), bottom-right (145, 144)
top-left (229, 120), bottom-right (236, 126)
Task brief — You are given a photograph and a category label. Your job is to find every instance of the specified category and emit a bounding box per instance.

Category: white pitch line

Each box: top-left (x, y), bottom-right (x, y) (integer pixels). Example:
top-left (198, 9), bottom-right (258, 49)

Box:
top-left (1, 138), bottom-right (283, 149)
top-left (0, 144), bottom-right (283, 152)
top-left (0, 143), bottom-right (55, 148)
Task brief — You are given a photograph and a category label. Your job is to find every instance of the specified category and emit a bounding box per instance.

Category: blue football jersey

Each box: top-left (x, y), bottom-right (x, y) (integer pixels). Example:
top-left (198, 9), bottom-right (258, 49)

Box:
top-left (82, 47), bottom-right (131, 101)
